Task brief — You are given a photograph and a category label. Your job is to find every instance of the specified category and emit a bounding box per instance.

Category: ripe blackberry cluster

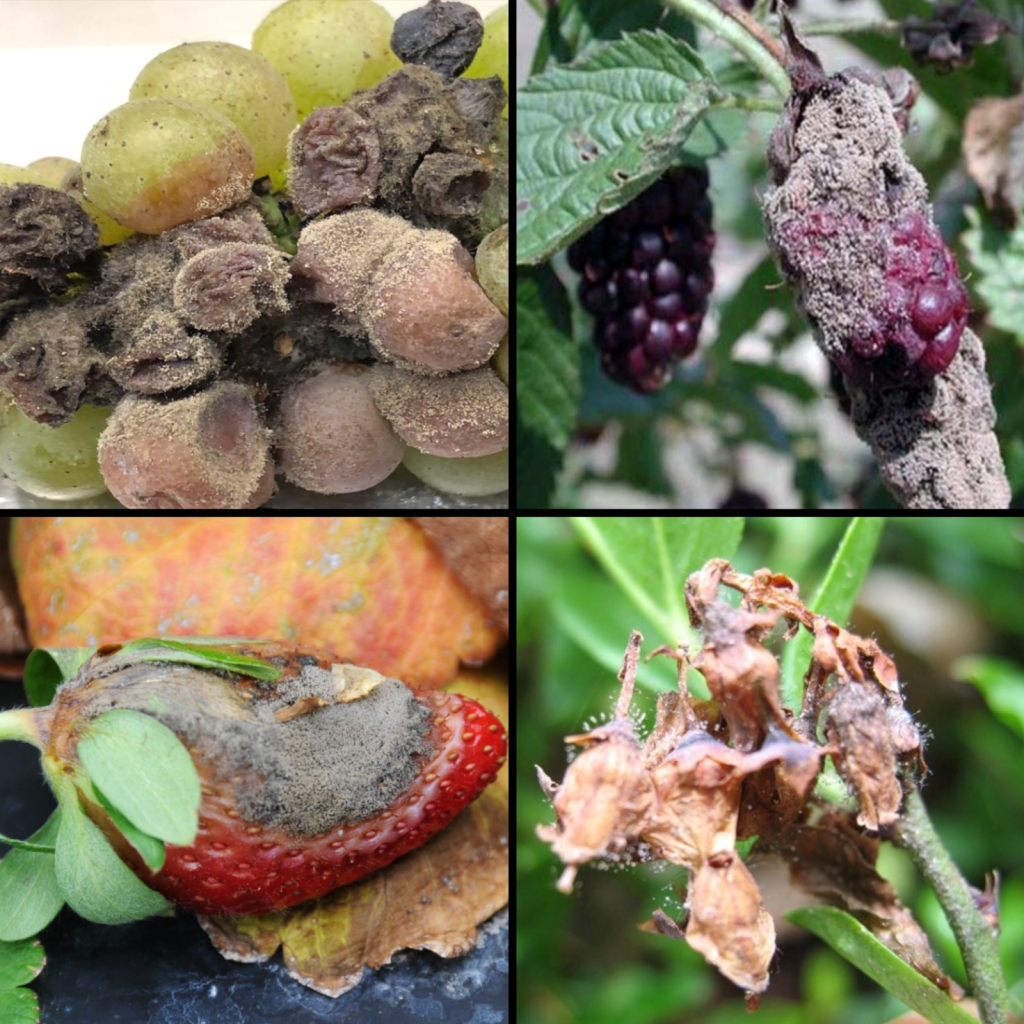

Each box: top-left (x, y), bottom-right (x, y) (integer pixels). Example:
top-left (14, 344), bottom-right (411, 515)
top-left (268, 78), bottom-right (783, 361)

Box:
top-left (568, 166), bottom-right (715, 393)
top-left (837, 211), bottom-right (970, 384)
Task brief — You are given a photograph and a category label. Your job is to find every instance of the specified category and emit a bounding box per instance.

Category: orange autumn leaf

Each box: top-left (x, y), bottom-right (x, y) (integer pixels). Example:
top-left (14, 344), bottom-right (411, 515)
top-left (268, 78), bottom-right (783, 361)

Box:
top-left (11, 516), bottom-right (503, 688)
top-left (197, 669), bottom-right (510, 997)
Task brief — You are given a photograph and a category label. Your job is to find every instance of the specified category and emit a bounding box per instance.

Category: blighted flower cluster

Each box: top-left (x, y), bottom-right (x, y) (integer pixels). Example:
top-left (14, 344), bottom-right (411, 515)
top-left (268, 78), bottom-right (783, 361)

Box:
top-left (536, 560), bottom-right (962, 1003)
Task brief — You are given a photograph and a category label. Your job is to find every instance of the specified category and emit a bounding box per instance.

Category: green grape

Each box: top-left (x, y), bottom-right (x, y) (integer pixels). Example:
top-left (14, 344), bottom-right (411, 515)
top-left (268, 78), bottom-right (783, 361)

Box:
top-left (494, 334), bottom-right (509, 385)
top-left (26, 156), bottom-right (78, 189)
top-left (403, 446), bottom-right (508, 497)
top-left (253, 0), bottom-right (400, 121)
top-left (464, 4), bottom-right (509, 117)
top-left (130, 43), bottom-right (297, 181)
top-left (479, 120), bottom-right (508, 235)
top-left (81, 98), bottom-right (254, 234)
top-left (0, 163), bottom-right (41, 186)
top-left (0, 403), bottom-right (111, 500)
top-left (60, 165), bottom-right (135, 246)
top-left (476, 224), bottom-right (508, 315)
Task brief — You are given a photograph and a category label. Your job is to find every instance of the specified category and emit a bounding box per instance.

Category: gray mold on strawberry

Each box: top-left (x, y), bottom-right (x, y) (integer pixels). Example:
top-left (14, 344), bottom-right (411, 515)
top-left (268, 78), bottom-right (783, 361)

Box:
top-left (58, 655), bottom-right (431, 837)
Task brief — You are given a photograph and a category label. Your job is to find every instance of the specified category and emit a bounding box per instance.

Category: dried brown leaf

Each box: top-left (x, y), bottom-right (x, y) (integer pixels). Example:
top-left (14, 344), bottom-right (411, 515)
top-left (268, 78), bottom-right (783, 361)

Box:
top-left (963, 94), bottom-right (1024, 224)
top-left (781, 815), bottom-right (962, 997)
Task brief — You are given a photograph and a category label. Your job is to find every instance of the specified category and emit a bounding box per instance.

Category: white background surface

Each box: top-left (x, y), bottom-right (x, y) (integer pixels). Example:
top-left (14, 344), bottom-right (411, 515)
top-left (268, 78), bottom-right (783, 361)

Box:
top-left (0, 0), bottom-right (504, 166)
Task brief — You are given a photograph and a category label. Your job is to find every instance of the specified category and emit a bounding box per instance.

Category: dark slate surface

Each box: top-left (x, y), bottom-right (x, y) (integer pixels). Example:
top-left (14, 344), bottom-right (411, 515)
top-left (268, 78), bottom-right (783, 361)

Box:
top-left (0, 683), bottom-right (509, 1024)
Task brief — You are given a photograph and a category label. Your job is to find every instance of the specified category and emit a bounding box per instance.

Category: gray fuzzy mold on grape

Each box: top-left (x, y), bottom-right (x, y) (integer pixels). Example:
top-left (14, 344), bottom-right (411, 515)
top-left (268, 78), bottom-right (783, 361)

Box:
top-left (368, 365), bottom-right (508, 457)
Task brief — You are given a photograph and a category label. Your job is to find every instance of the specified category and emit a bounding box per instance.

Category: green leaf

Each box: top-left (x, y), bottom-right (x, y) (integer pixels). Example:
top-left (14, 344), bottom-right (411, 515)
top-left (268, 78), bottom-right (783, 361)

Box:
top-left (77, 710), bottom-right (199, 847)
top-left (954, 655), bottom-right (1024, 744)
top-left (787, 906), bottom-right (978, 1024)
top-left (961, 207), bottom-right (1024, 343)
top-left (616, 423), bottom-right (673, 497)
top-left (93, 787), bottom-right (165, 873)
top-left (113, 638), bottom-right (283, 682)
top-left (569, 517), bottom-right (744, 649)
top-left (516, 30), bottom-right (721, 265)
top-left (0, 986), bottom-right (39, 1024)
top-left (0, 935), bottom-right (45, 990)
top-left (0, 810), bottom-right (64, 943)
top-left (517, 418), bottom-right (563, 509)
top-left (557, 0), bottom-right (696, 57)
top-left (780, 516), bottom-right (885, 710)
top-left (23, 647), bottom-right (97, 708)
top-left (54, 790), bottom-right (172, 926)
top-left (715, 256), bottom-right (785, 352)
top-left (517, 265), bottom-right (579, 449)
top-left (554, 560), bottom-right (685, 696)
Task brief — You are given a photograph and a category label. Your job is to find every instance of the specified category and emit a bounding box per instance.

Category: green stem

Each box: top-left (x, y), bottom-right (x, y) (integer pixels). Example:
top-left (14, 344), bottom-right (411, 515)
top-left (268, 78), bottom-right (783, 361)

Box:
top-left (895, 789), bottom-right (1011, 1024)
top-left (662, 0), bottom-right (791, 99)
top-left (0, 708), bottom-right (44, 750)
top-left (793, 18), bottom-right (901, 37)
top-left (715, 92), bottom-right (784, 114)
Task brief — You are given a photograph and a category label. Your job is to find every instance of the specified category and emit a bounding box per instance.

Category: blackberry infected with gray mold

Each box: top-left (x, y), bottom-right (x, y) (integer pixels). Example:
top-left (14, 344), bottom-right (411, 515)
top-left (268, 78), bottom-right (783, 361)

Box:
top-left (568, 166), bottom-right (715, 393)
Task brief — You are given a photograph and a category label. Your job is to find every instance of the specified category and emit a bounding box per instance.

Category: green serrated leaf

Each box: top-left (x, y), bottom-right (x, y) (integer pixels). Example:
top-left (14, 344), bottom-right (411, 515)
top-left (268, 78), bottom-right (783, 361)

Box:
top-left (0, 986), bottom-right (39, 1024)
top-left (114, 638), bottom-right (283, 682)
top-left (77, 710), bottom-right (199, 847)
top-left (961, 207), bottom-right (1024, 342)
top-left (516, 30), bottom-right (720, 265)
top-left (569, 517), bottom-right (745, 648)
top-left (0, 810), bottom-right (64, 943)
top-left (23, 647), bottom-right (97, 708)
top-left (54, 788), bottom-right (172, 926)
top-left (787, 906), bottom-right (977, 1024)
top-left (93, 787), bottom-right (165, 873)
top-left (0, 935), bottom-right (45, 991)
top-left (780, 516), bottom-right (885, 710)
top-left (517, 266), bottom-right (579, 449)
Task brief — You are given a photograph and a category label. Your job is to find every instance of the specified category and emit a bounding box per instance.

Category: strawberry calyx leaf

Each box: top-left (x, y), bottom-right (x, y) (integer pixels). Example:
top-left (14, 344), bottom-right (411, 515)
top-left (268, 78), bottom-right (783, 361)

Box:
top-left (25, 636), bottom-right (283, 708)
top-left (51, 775), bottom-right (174, 926)
top-left (77, 709), bottom-right (200, 848)
top-left (92, 786), bottom-right (166, 873)
top-left (0, 809), bottom-right (64, 943)
top-left (0, 833), bottom-right (55, 855)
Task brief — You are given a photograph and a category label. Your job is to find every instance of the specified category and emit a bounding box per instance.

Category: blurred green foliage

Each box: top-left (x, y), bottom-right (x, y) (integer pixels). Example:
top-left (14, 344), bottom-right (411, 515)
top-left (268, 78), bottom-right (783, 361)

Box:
top-left (517, 516), bottom-right (1024, 1024)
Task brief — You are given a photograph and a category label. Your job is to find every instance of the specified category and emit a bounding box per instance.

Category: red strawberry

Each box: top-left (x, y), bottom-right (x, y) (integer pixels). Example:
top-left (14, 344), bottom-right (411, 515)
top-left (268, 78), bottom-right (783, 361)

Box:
top-left (31, 642), bottom-right (508, 916)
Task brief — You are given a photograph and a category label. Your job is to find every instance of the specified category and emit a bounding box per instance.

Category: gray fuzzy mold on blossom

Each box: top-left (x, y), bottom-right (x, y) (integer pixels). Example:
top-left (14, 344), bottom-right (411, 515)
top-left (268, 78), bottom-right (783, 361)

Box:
top-left (760, 29), bottom-right (1009, 509)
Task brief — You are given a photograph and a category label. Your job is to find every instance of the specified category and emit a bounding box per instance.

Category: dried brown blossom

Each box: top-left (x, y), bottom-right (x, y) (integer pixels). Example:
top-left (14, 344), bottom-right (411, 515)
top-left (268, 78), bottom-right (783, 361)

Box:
top-left (537, 559), bottom-right (942, 1003)
top-left (825, 682), bottom-right (903, 831)
top-left (685, 857), bottom-right (776, 993)
top-left (903, 1), bottom-right (1010, 73)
